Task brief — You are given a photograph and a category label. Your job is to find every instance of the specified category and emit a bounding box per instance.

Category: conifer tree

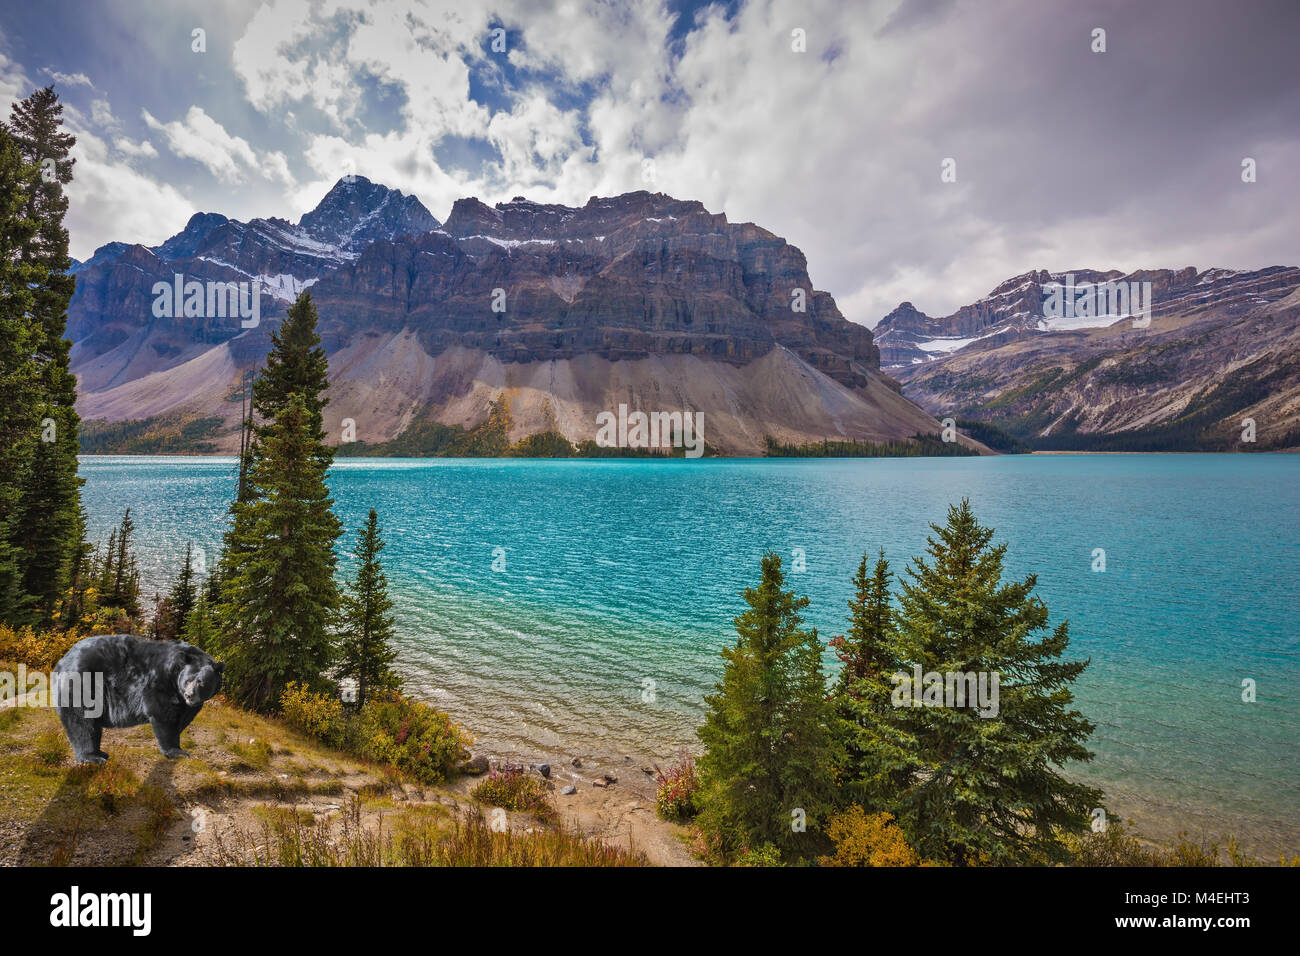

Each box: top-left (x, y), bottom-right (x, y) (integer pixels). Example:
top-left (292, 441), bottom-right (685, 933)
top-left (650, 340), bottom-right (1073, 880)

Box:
top-left (213, 290), bottom-right (342, 709)
top-left (340, 508), bottom-right (399, 707)
top-left (216, 394), bottom-right (341, 710)
top-left (0, 126), bottom-right (43, 624)
top-left (861, 500), bottom-right (1102, 865)
top-left (7, 86), bottom-right (83, 626)
top-left (830, 551), bottom-right (906, 806)
top-left (110, 508), bottom-right (141, 618)
top-left (168, 542), bottom-right (198, 636)
top-left (252, 291), bottom-right (331, 454)
top-left (56, 505), bottom-right (95, 628)
top-left (181, 590), bottom-right (215, 651)
top-left (831, 550), bottom-right (897, 693)
top-left (696, 553), bottom-right (836, 859)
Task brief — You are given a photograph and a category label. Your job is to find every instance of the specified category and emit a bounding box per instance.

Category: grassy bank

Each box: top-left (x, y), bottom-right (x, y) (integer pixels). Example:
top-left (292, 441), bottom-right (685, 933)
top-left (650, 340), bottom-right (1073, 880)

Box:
top-left (0, 627), bottom-right (647, 867)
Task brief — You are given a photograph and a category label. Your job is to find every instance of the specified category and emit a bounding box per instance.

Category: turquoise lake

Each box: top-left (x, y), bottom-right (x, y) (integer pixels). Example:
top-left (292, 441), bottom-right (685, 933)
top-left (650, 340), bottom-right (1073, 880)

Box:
top-left (78, 454), bottom-right (1300, 853)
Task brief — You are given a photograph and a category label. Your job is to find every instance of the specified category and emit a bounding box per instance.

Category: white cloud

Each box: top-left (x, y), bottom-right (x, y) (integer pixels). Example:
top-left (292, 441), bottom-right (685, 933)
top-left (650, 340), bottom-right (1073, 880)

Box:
top-left (63, 116), bottom-right (196, 260)
top-left (0, 49), bottom-right (29, 106)
top-left (46, 69), bottom-right (94, 88)
top-left (143, 105), bottom-right (297, 187)
top-left (112, 136), bottom-right (158, 159)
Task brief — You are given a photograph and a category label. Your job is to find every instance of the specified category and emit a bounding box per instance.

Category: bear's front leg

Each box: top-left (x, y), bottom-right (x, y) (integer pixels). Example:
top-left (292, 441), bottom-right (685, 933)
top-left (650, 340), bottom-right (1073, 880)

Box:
top-left (150, 717), bottom-right (189, 759)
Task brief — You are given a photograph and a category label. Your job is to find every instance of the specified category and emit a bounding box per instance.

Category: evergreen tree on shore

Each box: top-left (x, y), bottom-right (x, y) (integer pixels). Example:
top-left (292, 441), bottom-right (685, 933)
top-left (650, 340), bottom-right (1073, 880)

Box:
top-left (830, 551), bottom-right (906, 807)
top-left (340, 508), bottom-right (399, 708)
top-left (696, 553), bottom-right (836, 860)
top-left (0, 126), bottom-right (43, 623)
top-left (831, 551), bottom-right (897, 693)
top-left (217, 394), bottom-right (342, 709)
top-left (213, 291), bottom-right (341, 711)
top-left (168, 542), bottom-right (198, 636)
top-left (6, 86), bottom-right (83, 627)
top-left (863, 500), bottom-right (1102, 865)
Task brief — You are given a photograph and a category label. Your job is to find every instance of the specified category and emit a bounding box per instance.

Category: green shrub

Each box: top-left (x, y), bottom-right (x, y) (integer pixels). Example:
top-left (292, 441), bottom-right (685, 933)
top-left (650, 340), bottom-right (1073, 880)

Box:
top-left (733, 843), bottom-right (783, 867)
top-left (358, 693), bottom-right (470, 785)
top-left (471, 764), bottom-right (555, 822)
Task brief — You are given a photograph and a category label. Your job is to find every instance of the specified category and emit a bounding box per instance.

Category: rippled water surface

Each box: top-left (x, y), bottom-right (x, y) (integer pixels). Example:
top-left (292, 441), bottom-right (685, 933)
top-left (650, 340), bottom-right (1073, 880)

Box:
top-left (79, 454), bottom-right (1300, 852)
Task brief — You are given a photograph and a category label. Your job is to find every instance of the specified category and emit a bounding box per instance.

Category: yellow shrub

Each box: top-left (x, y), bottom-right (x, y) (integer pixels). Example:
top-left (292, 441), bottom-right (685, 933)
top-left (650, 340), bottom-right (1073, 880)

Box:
top-left (280, 682), bottom-right (346, 746)
top-left (0, 625), bottom-right (83, 670)
top-left (820, 806), bottom-right (930, 867)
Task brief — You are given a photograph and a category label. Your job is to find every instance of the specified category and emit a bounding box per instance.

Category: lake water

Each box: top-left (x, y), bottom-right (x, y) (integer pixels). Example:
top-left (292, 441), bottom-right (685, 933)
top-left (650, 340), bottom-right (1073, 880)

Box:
top-left (78, 454), bottom-right (1300, 855)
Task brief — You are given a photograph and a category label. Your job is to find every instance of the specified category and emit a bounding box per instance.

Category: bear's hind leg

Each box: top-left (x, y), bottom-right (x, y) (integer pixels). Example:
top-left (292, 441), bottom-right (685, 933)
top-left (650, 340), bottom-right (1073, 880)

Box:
top-left (57, 707), bottom-right (106, 765)
top-left (150, 717), bottom-right (188, 759)
top-left (90, 724), bottom-right (106, 760)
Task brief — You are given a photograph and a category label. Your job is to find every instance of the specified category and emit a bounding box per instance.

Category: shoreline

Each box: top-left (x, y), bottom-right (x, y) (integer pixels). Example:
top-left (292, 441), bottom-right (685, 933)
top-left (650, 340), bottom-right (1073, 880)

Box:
top-left (456, 716), bottom-right (1299, 862)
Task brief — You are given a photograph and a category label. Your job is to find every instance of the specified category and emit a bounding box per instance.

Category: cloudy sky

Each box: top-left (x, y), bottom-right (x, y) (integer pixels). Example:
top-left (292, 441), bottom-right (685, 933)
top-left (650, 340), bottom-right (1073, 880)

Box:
top-left (2, 0), bottom-right (1296, 326)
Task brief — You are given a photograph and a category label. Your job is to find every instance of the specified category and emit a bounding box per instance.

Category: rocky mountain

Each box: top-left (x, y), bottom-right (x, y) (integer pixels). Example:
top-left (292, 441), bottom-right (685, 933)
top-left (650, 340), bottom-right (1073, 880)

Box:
top-left (70, 182), bottom-right (964, 456)
top-left (68, 177), bottom-right (438, 395)
top-left (890, 268), bottom-right (1300, 451)
top-left (876, 266), bottom-right (1300, 367)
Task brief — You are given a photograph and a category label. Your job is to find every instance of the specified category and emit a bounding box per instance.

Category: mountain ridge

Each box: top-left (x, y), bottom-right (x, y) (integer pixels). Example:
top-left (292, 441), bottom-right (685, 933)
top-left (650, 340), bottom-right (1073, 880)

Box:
top-left (69, 180), bottom-right (963, 457)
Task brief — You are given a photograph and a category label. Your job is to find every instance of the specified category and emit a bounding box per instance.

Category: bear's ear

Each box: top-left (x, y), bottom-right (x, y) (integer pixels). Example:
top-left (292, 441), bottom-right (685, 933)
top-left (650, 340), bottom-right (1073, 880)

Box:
top-left (215, 662), bottom-right (225, 674)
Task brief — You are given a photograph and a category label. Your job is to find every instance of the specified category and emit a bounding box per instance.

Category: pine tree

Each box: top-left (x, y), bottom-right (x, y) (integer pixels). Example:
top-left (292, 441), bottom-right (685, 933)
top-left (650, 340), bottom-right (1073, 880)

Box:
top-left (213, 290), bottom-right (342, 710)
top-left (110, 508), bottom-right (141, 618)
top-left (96, 528), bottom-right (117, 595)
top-left (831, 550), bottom-right (897, 693)
top-left (216, 394), bottom-right (342, 710)
top-left (830, 551), bottom-right (906, 807)
top-left (340, 508), bottom-right (399, 707)
top-left (56, 505), bottom-right (95, 628)
top-left (180, 590), bottom-right (215, 651)
top-left (0, 126), bottom-right (44, 624)
top-left (696, 553), bottom-right (836, 859)
top-left (252, 291), bottom-right (331, 453)
top-left (864, 499), bottom-right (1102, 865)
top-left (6, 86), bottom-right (83, 627)
top-left (169, 542), bottom-right (198, 636)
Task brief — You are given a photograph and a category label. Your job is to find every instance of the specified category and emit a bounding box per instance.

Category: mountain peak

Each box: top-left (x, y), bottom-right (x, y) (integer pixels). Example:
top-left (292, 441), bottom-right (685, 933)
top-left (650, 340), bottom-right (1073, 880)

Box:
top-left (298, 176), bottom-right (440, 252)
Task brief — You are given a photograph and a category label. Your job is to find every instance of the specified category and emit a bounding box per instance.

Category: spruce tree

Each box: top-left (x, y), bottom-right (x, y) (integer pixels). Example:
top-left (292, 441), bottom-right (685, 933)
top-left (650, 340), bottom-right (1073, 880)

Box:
top-left (110, 508), bottom-right (141, 618)
top-left (169, 542), bottom-right (197, 636)
top-left (252, 291), bottom-right (331, 454)
top-left (864, 499), bottom-right (1102, 865)
top-left (831, 550), bottom-right (897, 693)
top-left (0, 126), bottom-right (43, 624)
top-left (56, 505), bottom-right (95, 628)
top-left (180, 590), bottom-right (215, 651)
top-left (340, 508), bottom-right (399, 707)
top-left (213, 290), bottom-right (341, 709)
top-left (216, 394), bottom-right (342, 710)
top-left (696, 553), bottom-right (836, 859)
top-left (830, 551), bottom-right (906, 807)
top-left (7, 86), bottom-right (83, 627)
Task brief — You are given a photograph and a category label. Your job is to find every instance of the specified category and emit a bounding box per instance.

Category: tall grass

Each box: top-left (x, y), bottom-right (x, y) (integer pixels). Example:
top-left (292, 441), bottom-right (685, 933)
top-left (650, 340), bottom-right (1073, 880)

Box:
top-left (206, 797), bottom-right (647, 867)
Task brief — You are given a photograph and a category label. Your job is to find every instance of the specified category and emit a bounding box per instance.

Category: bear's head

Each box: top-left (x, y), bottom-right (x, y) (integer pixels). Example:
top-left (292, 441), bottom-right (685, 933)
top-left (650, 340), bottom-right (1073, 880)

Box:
top-left (179, 658), bottom-right (224, 706)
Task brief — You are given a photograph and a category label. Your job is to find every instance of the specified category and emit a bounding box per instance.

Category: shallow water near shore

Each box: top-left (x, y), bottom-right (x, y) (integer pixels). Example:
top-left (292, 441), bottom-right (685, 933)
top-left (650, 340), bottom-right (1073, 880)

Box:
top-left (79, 453), bottom-right (1300, 856)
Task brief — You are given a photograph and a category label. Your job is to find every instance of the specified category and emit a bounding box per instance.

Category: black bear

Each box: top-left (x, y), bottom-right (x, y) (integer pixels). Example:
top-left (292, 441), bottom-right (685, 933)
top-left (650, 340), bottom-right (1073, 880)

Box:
top-left (52, 634), bottom-right (224, 764)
